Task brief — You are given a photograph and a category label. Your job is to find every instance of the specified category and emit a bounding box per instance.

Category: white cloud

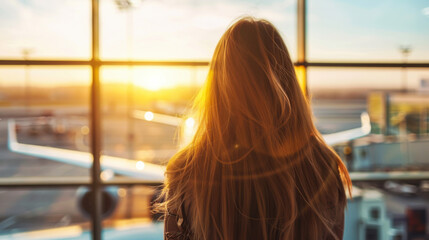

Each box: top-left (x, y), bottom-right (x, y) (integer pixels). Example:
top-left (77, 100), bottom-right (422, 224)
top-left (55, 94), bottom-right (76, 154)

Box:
top-left (0, 0), bottom-right (91, 59)
top-left (0, 0), bottom-right (296, 60)
top-left (423, 7), bottom-right (429, 17)
top-left (100, 0), bottom-right (297, 60)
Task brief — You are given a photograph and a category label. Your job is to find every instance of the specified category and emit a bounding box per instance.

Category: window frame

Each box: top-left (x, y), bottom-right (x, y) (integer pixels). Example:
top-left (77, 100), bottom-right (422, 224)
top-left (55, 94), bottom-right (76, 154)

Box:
top-left (0, 0), bottom-right (429, 239)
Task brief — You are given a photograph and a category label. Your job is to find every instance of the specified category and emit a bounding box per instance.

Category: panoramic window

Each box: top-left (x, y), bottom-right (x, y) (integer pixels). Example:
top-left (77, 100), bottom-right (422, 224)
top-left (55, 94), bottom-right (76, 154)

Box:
top-left (0, 0), bottom-right (428, 239)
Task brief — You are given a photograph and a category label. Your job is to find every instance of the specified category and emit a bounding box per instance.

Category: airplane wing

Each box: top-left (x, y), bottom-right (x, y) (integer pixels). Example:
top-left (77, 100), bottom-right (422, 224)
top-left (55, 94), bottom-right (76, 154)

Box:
top-left (134, 110), bottom-right (373, 146)
top-left (133, 110), bottom-right (196, 147)
top-left (322, 112), bottom-right (371, 146)
top-left (133, 110), bottom-right (182, 126)
top-left (7, 119), bottom-right (166, 182)
top-left (7, 111), bottom-right (372, 182)
top-left (349, 171), bottom-right (429, 182)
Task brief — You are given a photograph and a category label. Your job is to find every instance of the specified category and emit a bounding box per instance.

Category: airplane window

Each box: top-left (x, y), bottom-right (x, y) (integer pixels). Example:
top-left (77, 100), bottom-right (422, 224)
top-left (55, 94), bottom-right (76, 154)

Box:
top-left (0, 188), bottom-right (90, 239)
top-left (99, 0), bottom-right (297, 61)
top-left (0, 0), bottom-right (91, 60)
top-left (307, 0), bottom-right (429, 62)
top-left (0, 66), bottom-right (91, 177)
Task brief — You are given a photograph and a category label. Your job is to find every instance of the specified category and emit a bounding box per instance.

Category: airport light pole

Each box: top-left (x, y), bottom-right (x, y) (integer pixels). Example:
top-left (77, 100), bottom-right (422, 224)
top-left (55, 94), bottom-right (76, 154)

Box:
top-left (399, 45), bottom-right (411, 92)
top-left (22, 48), bottom-right (33, 113)
top-left (115, 0), bottom-right (142, 220)
top-left (297, 0), bottom-right (308, 96)
top-left (114, 0), bottom-right (142, 161)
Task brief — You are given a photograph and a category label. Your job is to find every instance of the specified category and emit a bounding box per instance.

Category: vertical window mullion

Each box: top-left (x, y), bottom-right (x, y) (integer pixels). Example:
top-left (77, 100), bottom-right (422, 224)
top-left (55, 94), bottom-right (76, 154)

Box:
top-left (90, 0), bottom-right (102, 239)
top-left (297, 0), bottom-right (308, 96)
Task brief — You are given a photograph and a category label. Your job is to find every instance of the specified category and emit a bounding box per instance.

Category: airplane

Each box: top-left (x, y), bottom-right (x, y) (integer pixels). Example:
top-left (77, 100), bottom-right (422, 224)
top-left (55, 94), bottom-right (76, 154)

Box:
top-left (9, 109), bottom-right (429, 186)
top-left (7, 118), bottom-right (166, 182)
top-left (24, 108), bottom-right (429, 182)
top-left (7, 109), bottom-right (429, 240)
top-left (1, 107), bottom-right (381, 202)
top-left (4, 109), bottom-right (373, 229)
top-left (7, 110), bottom-right (372, 182)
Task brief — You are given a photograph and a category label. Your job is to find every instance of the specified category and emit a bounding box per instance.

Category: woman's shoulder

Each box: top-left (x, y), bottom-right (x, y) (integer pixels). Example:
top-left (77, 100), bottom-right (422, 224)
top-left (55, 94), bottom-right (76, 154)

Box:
top-left (166, 148), bottom-right (191, 172)
top-left (165, 147), bottom-right (194, 192)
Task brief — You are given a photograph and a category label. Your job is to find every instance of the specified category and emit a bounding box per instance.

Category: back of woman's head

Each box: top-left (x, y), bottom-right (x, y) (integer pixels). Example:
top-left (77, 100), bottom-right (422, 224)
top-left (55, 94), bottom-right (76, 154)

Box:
top-left (163, 17), bottom-right (351, 240)
top-left (200, 17), bottom-right (312, 157)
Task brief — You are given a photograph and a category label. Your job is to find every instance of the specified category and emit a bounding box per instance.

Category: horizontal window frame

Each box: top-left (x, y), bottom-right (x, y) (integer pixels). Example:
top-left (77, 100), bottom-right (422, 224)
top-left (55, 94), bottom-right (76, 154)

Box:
top-left (2, 172), bottom-right (429, 188)
top-left (1, 60), bottom-right (429, 68)
top-left (298, 62), bottom-right (429, 68)
top-left (0, 60), bottom-right (209, 66)
top-left (0, 177), bottom-right (162, 188)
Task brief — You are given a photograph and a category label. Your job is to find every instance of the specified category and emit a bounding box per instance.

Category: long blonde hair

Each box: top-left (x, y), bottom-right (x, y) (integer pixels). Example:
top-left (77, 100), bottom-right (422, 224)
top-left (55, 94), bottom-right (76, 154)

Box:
top-left (160, 17), bottom-right (351, 240)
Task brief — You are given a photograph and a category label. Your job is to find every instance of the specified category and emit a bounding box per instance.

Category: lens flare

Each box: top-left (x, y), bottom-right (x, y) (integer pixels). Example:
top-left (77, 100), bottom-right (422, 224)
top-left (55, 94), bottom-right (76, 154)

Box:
top-left (136, 161), bottom-right (145, 170)
top-left (144, 111), bottom-right (154, 121)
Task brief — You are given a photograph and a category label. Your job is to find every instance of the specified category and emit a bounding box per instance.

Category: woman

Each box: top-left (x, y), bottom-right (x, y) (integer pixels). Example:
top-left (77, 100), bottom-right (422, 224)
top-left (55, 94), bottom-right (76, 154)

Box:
top-left (158, 17), bottom-right (351, 240)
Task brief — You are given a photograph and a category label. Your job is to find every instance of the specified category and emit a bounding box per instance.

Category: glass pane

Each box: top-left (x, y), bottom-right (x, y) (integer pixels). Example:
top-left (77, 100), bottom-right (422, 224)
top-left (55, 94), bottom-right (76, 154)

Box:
top-left (100, 66), bottom-right (207, 182)
top-left (307, 0), bottom-right (429, 62)
top-left (100, 0), bottom-right (297, 61)
top-left (102, 185), bottom-right (164, 240)
top-left (309, 68), bottom-right (401, 134)
top-left (0, 66), bottom-right (91, 178)
top-left (309, 67), bottom-right (429, 131)
top-left (0, 188), bottom-right (90, 239)
top-left (308, 67), bottom-right (429, 169)
top-left (0, 0), bottom-right (91, 59)
top-left (309, 67), bottom-right (429, 239)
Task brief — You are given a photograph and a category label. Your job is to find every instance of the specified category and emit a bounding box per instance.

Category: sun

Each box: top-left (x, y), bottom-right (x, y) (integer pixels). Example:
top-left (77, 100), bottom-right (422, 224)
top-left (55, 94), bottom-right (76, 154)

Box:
top-left (134, 68), bottom-right (169, 91)
top-left (134, 74), bottom-right (165, 91)
top-left (142, 79), bottom-right (164, 91)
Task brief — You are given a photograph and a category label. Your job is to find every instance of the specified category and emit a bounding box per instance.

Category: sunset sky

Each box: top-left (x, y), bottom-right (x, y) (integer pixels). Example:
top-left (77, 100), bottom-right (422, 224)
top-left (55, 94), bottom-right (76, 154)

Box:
top-left (0, 0), bottom-right (428, 89)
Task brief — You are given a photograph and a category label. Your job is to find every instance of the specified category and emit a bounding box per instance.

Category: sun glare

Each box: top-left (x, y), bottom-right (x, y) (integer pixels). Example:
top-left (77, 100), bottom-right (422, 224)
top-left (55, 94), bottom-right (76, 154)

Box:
top-left (134, 68), bottom-right (169, 91)
top-left (136, 161), bottom-right (145, 170)
top-left (139, 79), bottom-right (164, 91)
top-left (102, 67), bottom-right (197, 91)
top-left (144, 111), bottom-right (154, 121)
top-left (185, 117), bottom-right (195, 128)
